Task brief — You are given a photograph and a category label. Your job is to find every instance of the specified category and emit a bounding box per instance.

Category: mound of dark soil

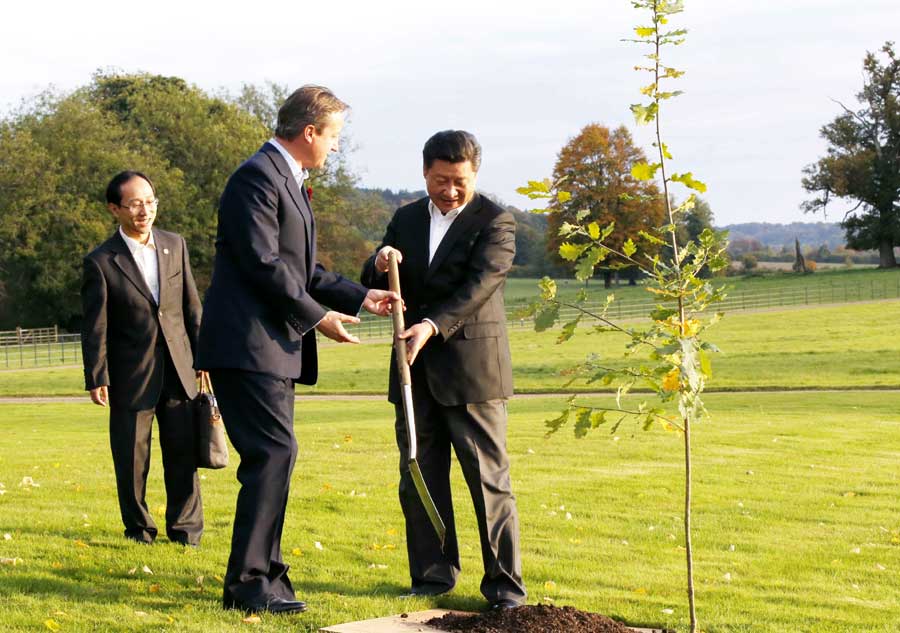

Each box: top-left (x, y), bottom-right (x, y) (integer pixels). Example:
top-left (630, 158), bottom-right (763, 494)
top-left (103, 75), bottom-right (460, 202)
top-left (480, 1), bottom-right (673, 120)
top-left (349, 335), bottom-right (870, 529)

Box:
top-left (427, 604), bottom-right (644, 633)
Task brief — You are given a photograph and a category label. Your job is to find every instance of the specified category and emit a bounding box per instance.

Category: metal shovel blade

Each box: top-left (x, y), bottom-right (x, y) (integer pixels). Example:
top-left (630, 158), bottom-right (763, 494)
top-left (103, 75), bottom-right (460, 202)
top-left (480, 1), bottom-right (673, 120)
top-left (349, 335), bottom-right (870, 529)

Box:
top-left (389, 252), bottom-right (447, 548)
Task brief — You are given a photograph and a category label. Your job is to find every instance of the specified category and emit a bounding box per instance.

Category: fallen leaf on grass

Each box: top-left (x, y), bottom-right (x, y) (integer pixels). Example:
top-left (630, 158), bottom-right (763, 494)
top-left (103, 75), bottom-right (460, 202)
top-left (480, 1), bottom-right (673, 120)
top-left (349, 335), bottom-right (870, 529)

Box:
top-left (851, 547), bottom-right (861, 554)
top-left (74, 540), bottom-right (89, 549)
top-left (3, 533), bottom-right (10, 540)
top-left (128, 567), bottom-right (137, 575)
top-left (634, 587), bottom-right (647, 595)
top-left (543, 580), bottom-right (557, 592)
top-left (213, 575), bottom-right (224, 583)
top-left (19, 476), bottom-right (40, 488)
top-left (1, 557), bottom-right (23, 566)
top-left (142, 565), bottom-right (154, 574)
top-left (291, 548), bottom-right (303, 556)
top-left (386, 528), bottom-right (398, 536)
top-left (134, 611), bottom-right (148, 617)
top-left (44, 619), bottom-right (60, 631)
top-left (723, 573), bottom-right (732, 582)
top-left (661, 608), bottom-right (674, 614)
top-left (149, 583), bottom-right (161, 593)
top-left (242, 614), bottom-right (261, 624)
top-left (314, 541), bottom-right (323, 550)
top-left (368, 563), bottom-right (388, 569)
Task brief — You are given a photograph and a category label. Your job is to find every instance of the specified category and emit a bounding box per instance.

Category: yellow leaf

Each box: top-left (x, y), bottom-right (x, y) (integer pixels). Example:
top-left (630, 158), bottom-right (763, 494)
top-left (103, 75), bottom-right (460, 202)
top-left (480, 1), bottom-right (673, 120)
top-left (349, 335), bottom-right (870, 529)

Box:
top-left (242, 615), bottom-right (262, 624)
top-left (384, 543), bottom-right (396, 550)
top-left (386, 528), bottom-right (398, 536)
top-left (74, 540), bottom-right (89, 549)
top-left (587, 222), bottom-right (600, 240)
top-left (213, 575), bottom-right (224, 583)
top-left (634, 587), bottom-right (648, 595)
top-left (291, 548), bottom-right (303, 556)
top-left (44, 620), bottom-right (60, 632)
top-left (149, 583), bottom-right (161, 593)
top-left (543, 580), bottom-right (557, 592)
top-left (344, 434), bottom-right (353, 443)
top-left (52, 561), bottom-right (63, 569)
top-left (165, 615), bottom-right (175, 623)
top-left (635, 26), bottom-right (655, 37)
top-left (683, 319), bottom-right (701, 336)
top-left (662, 368), bottom-right (680, 392)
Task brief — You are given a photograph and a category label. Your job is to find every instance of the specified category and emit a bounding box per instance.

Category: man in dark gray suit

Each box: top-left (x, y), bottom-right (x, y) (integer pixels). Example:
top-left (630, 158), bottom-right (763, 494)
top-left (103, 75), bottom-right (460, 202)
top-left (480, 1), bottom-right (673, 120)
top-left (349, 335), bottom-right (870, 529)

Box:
top-left (361, 130), bottom-right (527, 610)
top-left (81, 170), bottom-right (204, 546)
top-left (197, 85), bottom-right (397, 616)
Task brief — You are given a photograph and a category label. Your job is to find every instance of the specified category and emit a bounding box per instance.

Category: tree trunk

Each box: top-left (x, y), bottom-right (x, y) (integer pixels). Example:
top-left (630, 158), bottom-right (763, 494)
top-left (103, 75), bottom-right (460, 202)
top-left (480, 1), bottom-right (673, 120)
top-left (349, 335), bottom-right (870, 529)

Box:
top-left (603, 270), bottom-right (612, 288)
top-left (878, 239), bottom-right (897, 268)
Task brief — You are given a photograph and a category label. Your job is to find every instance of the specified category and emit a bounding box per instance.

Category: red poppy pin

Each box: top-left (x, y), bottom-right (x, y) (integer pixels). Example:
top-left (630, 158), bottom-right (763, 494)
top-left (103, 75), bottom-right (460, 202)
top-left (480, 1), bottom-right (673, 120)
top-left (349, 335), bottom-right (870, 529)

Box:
top-left (306, 186), bottom-right (313, 200)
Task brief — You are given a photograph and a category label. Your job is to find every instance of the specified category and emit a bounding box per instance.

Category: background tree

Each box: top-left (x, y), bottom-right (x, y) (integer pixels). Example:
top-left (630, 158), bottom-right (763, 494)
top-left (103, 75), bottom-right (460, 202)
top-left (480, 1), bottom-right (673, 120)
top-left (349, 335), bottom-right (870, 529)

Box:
top-left (802, 42), bottom-right (900, 268)
top-left (0, 72), bottom-right (385, 328)
top-left (546, 123), bottom-right (667, 287)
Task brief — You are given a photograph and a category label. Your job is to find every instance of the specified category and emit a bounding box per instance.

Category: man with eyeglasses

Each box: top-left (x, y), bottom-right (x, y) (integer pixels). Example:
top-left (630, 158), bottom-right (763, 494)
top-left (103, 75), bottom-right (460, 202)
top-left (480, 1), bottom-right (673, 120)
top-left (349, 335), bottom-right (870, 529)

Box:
top-left (81, 170), bottom-right (204, 547)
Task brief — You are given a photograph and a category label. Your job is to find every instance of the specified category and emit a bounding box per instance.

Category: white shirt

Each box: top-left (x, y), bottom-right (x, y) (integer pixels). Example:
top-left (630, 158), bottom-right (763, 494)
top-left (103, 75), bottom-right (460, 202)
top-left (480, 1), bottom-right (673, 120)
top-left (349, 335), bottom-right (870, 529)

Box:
top-left (119, 227), bottom-right (160, 304)
top-left (268, 138), bottom-right (309, 189)
top-left (428, 199), bottom-right (467, 264)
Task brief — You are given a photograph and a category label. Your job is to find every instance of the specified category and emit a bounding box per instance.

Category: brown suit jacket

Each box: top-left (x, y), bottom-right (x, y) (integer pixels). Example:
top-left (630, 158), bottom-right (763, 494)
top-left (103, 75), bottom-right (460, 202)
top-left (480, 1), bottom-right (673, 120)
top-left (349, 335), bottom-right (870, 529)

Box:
top-left (81, 229), bottom-right (202, 410)
top-left (361, 194), bottom-right (515, 406)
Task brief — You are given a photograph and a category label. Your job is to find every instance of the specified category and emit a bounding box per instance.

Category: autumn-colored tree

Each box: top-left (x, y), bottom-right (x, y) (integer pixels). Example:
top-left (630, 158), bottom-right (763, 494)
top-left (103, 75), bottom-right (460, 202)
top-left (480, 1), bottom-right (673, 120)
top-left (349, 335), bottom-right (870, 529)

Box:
top-left (546, 123), bottom-right (666, 286)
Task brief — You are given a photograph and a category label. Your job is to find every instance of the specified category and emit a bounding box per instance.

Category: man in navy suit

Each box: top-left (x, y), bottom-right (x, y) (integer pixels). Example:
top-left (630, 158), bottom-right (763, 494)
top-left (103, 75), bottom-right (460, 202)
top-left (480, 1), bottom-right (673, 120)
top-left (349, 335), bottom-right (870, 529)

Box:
top-left (197, 85), bottom-right (396, 615)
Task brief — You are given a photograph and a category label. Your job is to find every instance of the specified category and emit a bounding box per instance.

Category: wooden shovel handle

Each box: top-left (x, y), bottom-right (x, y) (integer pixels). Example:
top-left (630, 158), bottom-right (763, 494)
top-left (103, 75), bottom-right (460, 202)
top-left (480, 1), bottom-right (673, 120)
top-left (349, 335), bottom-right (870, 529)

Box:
top-left (387, 251), bottom-right (412, 386)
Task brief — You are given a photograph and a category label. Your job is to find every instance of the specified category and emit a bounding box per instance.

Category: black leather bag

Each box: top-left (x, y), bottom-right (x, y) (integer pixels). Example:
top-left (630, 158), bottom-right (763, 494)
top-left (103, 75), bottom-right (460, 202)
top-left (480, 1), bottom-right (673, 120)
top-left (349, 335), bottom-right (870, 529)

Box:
top-left (194, 374), bottom-right (229, 469)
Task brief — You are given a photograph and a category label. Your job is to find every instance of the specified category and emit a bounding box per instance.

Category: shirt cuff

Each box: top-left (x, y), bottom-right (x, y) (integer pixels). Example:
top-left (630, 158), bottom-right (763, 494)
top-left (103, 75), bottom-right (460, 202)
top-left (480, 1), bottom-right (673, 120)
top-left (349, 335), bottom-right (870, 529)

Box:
top-left (422, 318), bottom-right (439, 337)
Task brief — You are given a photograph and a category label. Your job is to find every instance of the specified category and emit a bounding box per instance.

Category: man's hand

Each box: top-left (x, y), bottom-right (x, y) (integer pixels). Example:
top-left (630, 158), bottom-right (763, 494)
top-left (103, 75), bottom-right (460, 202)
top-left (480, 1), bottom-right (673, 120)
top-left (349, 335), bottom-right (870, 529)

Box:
top-left (398, 321), bottom-right (436, 365)
top-left (89, 386), bottom-right (109, 407)
top-left (362, 289), bottom-right (401, 316)
top-left (375, 246), bottom-right (403, 273)
top-left (316, 311), bottom-right (362, 343)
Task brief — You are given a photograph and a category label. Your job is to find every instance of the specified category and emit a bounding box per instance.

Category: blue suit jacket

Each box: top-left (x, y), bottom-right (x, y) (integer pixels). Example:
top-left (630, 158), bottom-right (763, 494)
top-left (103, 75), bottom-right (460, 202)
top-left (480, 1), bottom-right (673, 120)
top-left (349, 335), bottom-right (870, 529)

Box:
top-left (197, 142), bottom-right (367, 383)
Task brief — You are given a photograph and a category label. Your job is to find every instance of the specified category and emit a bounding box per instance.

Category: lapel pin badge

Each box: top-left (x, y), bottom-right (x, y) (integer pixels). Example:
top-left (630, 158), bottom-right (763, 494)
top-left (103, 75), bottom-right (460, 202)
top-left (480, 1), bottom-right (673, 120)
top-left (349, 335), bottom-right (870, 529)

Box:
top-left (163, 248), bottom-right (169, 255)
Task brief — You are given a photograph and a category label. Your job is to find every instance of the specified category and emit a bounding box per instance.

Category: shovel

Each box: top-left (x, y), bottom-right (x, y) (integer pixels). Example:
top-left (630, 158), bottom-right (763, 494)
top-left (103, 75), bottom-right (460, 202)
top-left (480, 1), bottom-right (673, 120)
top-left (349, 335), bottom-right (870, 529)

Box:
top-left (387, 250), bottom-right (447, 548)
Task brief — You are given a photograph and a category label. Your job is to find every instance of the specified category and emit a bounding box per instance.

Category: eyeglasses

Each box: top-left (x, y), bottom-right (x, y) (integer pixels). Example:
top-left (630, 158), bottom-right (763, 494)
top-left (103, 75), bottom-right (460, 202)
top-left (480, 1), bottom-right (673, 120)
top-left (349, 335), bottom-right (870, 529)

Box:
top-left (118, 199), bottom-right (159, 213)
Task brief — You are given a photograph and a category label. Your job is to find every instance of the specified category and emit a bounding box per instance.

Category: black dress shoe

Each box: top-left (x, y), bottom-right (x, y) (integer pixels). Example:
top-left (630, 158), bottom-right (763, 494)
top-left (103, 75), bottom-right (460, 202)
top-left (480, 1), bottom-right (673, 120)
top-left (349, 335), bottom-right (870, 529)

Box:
top-left (225, 597), bottom-right (307, 615)
top-left (489, 599), bottom-right (520, 610)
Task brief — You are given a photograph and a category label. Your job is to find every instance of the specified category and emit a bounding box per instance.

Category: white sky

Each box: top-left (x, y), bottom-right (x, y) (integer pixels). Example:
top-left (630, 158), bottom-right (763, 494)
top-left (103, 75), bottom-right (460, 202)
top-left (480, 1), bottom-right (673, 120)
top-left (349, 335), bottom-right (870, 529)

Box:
top-left (2, 0), bottom-right (897, 224)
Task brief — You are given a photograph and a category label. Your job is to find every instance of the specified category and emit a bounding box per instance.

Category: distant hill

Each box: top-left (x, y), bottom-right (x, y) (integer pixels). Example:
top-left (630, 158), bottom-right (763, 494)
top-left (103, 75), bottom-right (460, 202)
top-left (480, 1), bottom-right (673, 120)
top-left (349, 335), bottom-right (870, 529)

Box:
top-left (720, 222), bottom-right (845, 249)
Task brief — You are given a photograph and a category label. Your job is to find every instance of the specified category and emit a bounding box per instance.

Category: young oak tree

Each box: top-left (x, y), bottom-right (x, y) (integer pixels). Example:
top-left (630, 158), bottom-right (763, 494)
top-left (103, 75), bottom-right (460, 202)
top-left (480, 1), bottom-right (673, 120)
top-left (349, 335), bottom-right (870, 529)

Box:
top-left (518, 2), bottom-right (727, 631)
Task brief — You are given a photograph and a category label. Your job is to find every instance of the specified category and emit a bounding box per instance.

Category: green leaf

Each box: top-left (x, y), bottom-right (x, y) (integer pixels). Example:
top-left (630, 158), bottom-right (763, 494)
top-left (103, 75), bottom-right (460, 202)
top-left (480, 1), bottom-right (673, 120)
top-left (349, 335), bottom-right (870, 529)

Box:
top-left (631, 161), bottom-right (661, 181)
top-left (587, 222), bottom-right (600, 240)
top-left (558, 222), bottom-right (578, 237)
top-left (656, 90), bottom-right (684, 100)
top-left (600, 222), bottom-right (616, 241)
top-left (574, 254), bottom-right (596, 282)
top-left (590, 410), bottom-right (607, 428)
top-left (623, 238), bottom-right (637, 258)
top-left (670, 172), bottom-right (708, 193)
top-left (559, 242), bottom-right (587, 261)
top-left (699, 349), bottom-right (712, 378)
top-left (660, 142), bottom-right (673, 159)
top-left (544, 408), bottom-right (570, 435)
top-left (538, 276), bottom-right (557, 300)
top-left (575, 208), bottom-right (590, 222)
top-left (557, 314), bottom-right (582, 344)
top-left (629, 102), bottom-right (658, 125)
top-left (574, 407), bottom-right (592, 438)
top-left (557, 190), bottom-right (572, 203)
top-left (639, 229), bottom-right (665, 245)
top-left (533, 304), bottom-right (560, 332)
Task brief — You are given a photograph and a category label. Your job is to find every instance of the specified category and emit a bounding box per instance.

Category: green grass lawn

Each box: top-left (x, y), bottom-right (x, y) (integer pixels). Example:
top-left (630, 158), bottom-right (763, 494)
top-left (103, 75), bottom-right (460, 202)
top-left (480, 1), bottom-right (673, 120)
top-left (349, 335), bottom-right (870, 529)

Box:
top-left (4, 300), bottom-right (899, 397)
top-left (502, 266), bottom-right (900, 306)
top-left (1, 393), bottom-right (899, 632)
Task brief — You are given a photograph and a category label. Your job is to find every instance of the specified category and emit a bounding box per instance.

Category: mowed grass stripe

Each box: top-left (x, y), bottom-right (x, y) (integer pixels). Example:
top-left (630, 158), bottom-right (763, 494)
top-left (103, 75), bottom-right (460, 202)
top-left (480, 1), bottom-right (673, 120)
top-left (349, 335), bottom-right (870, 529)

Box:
top-left (3, 300), bottom-right (899, 397)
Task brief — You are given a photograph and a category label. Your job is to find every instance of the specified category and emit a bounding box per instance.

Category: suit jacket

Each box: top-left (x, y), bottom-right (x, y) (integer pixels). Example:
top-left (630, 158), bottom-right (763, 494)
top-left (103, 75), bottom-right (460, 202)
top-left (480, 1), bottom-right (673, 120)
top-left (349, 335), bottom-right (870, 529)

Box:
top-left (196, 142), bottom-right (367, 383)
top-left (361, 194), bottom-right (515, 407)
top-left (81, 229), bottom-right (202, 410)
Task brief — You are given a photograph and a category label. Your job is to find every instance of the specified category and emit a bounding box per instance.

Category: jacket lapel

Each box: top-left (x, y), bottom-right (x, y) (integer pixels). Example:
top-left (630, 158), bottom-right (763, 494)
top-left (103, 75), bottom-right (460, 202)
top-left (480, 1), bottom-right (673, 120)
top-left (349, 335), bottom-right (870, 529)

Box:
top-left (262, 142), bottom-right (314, 260)
top-left (425, 194), bottom-right (483, 282)
top-left (110, 232), bottom-right (156, 305)
top-left (154, 230), bottom-right (170, 307)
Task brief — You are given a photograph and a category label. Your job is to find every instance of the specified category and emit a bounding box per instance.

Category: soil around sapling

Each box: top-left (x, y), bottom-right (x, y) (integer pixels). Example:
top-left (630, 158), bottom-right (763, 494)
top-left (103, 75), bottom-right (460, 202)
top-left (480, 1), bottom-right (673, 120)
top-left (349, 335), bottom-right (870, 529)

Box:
top-left (427, 604), bottom-right (660, 633)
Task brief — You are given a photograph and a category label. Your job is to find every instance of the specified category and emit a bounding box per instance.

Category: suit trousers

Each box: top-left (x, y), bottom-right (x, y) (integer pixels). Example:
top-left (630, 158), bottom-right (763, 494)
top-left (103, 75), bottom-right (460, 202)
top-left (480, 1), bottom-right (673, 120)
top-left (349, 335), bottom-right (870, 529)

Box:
top-left (210, 368), bottom-right (298, 607)
top-left (109, 350), bottom-right (203, 544)
top-left (394, 368), bottom-right (526, 603)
